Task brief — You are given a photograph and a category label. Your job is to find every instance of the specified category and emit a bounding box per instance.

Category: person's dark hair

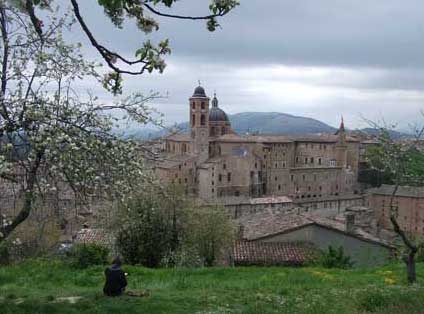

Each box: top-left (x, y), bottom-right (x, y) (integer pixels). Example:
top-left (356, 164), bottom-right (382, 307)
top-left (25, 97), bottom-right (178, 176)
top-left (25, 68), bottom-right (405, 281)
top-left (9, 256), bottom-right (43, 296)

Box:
top-left (112, 256), bottom-right (122, 267)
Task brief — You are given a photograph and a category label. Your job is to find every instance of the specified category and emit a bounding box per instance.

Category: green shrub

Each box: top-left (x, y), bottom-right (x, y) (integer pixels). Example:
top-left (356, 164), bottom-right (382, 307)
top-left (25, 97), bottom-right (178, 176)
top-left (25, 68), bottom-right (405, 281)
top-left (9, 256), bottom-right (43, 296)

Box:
top-left (416, 242), bottom-right (424, 262)
top-left (319, 246), bottom-right (353, 269)
top-left (180, 206), bottom-right (235, 267)
top-left (115, 186), bottom-right (235, 268)
top-left (116, 201), bottom-right (174, 267)
top-left (161, 246), bottom-right (203, 268)
top-left (0, 242), bottom-right (10, 265)
top-left (65, 243), bottom-right (109, 269)
top-left (115, 186), bottom-right (183, 267)
top-left (357, 289), bottom-right (390, 313)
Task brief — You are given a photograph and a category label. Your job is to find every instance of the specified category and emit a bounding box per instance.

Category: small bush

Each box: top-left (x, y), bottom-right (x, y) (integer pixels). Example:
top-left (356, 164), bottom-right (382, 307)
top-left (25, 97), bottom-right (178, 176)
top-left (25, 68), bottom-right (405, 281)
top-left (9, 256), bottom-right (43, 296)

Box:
top-left (416, 242), bottom-right (424, 263)
top-left (357, 289), bottom-right (390, 313)
top-left (65, 243), bottom-right (109, 269)
top-left (319, 246), bottom-right (353, 269)
top-left (161, 246), bottom-right (203, 268)
top-left (116, 211), bottom-right (173, 267)
top-left (0, 242), bottom-right (10, 265)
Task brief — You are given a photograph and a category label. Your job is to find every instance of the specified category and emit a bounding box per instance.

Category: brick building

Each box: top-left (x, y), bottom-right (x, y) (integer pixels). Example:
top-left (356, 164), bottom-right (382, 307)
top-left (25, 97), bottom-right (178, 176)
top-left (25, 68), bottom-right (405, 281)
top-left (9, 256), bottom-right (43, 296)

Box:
top-left (367, 185), bottom-right (424, 236)
top-left (154, 85), bottom-right (361, 211)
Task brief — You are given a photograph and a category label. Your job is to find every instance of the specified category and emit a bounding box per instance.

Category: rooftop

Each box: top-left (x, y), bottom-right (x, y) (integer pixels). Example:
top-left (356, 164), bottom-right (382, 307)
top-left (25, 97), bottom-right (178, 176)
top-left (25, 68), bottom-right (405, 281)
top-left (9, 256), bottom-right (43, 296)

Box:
top-left (233, 240), bottom-right (316, 266)
top-left (213, 133), bottom-right (360, 144)
top-left (238, 211), bottom-right (393, 248)
top-left (73, 228), bottom-right (109, 246)
top-left (165, 133), bottom-right (191, 142)
top-left (155, 154), bottom-right (197, 169)
top-left (369, 185), bottom-right (424, 198)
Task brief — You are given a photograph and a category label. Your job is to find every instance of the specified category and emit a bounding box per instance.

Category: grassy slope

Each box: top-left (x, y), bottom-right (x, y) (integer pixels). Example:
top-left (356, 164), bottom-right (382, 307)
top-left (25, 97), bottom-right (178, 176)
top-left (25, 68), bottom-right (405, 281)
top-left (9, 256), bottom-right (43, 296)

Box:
top-left (1, 260), bottom-right (424, 314)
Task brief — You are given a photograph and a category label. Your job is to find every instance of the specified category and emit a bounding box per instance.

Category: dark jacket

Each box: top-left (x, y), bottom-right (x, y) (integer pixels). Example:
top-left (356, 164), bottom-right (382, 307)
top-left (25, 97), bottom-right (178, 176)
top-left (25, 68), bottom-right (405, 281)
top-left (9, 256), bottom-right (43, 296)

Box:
top-left (103, 265), bottom-right (127, 296)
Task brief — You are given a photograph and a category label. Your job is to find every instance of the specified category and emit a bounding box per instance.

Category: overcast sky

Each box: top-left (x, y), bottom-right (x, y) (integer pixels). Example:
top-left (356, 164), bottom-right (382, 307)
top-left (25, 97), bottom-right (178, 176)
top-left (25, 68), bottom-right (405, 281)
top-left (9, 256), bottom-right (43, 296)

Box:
top-left (67, 0), bottom-right (424, 131)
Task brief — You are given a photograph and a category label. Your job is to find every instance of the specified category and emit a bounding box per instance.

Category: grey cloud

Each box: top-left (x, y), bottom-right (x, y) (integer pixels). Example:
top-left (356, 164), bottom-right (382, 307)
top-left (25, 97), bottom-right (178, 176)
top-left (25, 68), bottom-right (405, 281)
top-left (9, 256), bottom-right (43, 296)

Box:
top-left (59, 1), bottom-right (424, 130)
top-left (73, 0), bottom-right (424, 69)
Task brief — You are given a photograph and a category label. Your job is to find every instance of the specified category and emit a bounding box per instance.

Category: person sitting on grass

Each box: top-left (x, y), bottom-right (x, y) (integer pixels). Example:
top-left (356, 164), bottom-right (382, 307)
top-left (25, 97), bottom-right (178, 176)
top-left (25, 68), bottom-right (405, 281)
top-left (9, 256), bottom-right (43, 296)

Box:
top-left (103, 256), bottom-right (127, 297)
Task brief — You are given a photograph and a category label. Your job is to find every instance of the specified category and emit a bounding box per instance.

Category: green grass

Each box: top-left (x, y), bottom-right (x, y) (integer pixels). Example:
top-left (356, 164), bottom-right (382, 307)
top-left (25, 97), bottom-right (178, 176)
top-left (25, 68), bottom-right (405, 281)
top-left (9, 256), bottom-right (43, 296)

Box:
top-left (1, 260), bottom-right (424, 314)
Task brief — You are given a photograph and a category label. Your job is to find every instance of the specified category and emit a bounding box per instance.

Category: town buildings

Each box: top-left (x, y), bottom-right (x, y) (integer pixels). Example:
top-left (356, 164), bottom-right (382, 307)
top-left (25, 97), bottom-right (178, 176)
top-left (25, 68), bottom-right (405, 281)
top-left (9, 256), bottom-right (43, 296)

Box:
top-left (367, 185), bottom-right (424, 236)
top-left (235, 211), bottom-right (394, 267)
top-left (154, 85), bottom-right (362, 213)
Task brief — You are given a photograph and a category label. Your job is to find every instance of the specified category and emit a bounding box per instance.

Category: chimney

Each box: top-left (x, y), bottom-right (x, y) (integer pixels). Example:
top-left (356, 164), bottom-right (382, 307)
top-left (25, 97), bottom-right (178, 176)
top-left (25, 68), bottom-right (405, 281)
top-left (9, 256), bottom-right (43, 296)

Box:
top-left (345, 212), bottom-right (355, 233)
top-left (238, 225), bottom-right (245, 240)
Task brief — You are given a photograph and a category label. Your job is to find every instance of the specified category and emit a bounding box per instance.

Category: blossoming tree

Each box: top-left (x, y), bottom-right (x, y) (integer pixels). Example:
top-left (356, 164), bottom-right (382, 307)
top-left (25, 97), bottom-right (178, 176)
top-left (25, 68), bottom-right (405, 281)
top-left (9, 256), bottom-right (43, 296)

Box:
top-left (367, 119), bottom-right (424, 283)
top-left (9, 0), bottom-right (239, 94)
top-left (0, 4), bottom-right (155, 243)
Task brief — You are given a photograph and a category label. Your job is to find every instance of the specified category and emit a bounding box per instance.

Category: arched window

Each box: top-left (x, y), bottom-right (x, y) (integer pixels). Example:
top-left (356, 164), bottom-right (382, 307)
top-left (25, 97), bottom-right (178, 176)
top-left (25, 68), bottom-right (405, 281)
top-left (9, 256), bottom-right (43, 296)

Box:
top-left (201, 102), bottom-right (205, 110)
top-left (222, 126), bottom-right (226, 135)
top-left (200, 114), bottom-right (206, 126)
top-left (192, 114), bottom-right (196, 127)
top-left (210, 127), bottom-right (215, 136)
top-left (192, 102), bottom-right (195, 110)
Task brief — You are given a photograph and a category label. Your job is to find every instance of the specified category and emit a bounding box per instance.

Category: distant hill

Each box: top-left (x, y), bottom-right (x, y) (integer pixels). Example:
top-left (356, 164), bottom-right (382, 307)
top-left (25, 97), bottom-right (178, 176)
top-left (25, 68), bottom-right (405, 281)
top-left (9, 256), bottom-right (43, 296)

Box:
top-left (125, 112), bottom-right (411, 140)
top-left (356, 128), bottom-right (410, 140)
top-left (127, 112), bottom-right (337, 139)
top-left (229, 112), bottom-right (337, 135)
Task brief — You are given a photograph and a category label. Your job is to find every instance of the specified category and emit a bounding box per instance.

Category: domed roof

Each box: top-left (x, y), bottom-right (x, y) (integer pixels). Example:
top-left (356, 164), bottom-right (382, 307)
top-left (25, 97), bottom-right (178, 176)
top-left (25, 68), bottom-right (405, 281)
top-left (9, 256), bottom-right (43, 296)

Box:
top-left (192, 85), bottom-right (207, 97)
top-left (209, 107), bottom-right (229, 122)
top-left (209, 93), bottom-right (229, 122)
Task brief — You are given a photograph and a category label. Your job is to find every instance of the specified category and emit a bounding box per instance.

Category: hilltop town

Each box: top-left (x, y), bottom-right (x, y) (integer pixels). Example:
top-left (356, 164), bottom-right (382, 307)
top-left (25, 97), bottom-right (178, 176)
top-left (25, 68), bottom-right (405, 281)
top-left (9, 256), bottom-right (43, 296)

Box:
top-left (1, 1), bottom-right (424, 313)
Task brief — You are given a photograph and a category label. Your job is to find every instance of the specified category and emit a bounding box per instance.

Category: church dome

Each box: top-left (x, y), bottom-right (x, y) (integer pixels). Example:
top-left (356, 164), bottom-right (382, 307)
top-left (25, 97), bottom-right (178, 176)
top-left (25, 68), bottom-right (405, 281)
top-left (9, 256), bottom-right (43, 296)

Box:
top-left (192, 86), bottom-right (207, 97)
top-left (209, 93), bottom-right (229, 122)
top-left (209, 107), bottom-right (229, 122)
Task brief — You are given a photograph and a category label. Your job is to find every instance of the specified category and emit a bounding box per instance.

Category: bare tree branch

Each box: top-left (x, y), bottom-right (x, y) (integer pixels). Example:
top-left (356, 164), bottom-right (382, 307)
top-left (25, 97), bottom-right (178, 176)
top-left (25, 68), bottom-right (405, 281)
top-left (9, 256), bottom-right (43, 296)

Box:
top-left (141, 2), bottom-right (230, 20)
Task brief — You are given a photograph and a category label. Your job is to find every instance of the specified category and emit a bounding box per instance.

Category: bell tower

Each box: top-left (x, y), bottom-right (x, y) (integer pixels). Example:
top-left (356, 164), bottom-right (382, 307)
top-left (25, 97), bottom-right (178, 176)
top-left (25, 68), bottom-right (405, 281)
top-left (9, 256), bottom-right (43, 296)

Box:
top-left (335, 116), bottom-right (347, 168)
top-left (190, 84), bottom-right (210, 162)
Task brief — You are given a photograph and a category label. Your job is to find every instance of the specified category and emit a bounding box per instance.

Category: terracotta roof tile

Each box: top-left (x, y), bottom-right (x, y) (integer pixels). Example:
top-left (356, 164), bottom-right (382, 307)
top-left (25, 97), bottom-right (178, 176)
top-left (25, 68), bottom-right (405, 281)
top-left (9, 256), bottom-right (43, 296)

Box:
top-left (233, 240), bottom-right (316, 266)
top-left (238, 211), bottom-right (394, 248)
top-left (74, 228), bottom-right (109, 246)
top-left (369, 185), bottom-right (424, 198)
top-left (165, 133), bottom-right (191, 142)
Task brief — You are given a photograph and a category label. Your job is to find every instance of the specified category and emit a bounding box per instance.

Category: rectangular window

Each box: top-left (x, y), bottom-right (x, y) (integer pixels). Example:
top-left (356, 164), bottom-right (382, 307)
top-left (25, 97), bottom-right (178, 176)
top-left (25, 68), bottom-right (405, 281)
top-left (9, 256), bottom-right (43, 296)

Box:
top-left (227, 173), bottom-right (232, 182)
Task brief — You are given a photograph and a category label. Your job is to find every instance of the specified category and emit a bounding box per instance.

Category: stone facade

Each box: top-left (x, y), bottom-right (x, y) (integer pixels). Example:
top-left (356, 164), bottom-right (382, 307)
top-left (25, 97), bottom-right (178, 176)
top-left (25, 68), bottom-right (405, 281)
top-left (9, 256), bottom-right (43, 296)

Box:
top-left (367, 185), bottom-right (424, 236)
top-left (238, 211), bottom-right (394, 267)
top-left (154, 85), bottom-right (361, 211)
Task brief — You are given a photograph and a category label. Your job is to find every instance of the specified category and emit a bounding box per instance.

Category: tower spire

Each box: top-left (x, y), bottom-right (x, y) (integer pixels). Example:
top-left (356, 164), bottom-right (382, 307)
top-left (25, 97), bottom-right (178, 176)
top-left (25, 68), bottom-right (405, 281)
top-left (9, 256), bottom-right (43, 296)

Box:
top-left (340, 115), bottom-right (345, 132)
top-left (212, 91), bottom-right (219, 108)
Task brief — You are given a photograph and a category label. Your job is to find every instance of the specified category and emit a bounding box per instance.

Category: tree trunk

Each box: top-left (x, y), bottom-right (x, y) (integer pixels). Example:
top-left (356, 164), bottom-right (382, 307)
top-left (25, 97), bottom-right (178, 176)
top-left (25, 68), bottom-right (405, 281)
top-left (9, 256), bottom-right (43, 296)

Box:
top-left (0, 191), bottom-right (34, 244)
top-left (405, 251), bottom-right (417, 284)
top-left (0, 153), bottom-right (42, 244)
